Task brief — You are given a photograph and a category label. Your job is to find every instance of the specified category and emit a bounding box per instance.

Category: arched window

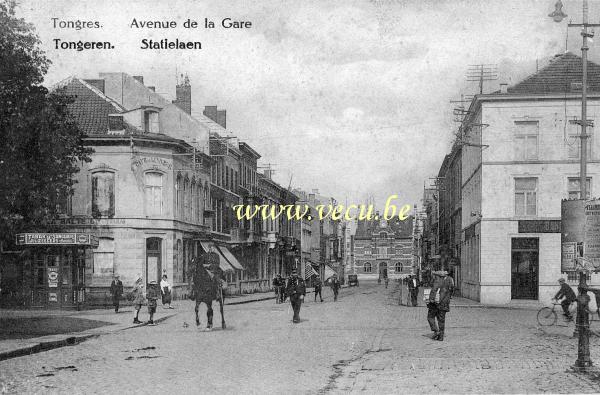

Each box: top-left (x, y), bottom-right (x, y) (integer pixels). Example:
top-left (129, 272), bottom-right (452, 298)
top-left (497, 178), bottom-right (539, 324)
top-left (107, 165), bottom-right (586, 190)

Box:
top-left (144, 172), bottom-right (163, 216)
top-left (92, 171), bottom-right (115, 218)
top-left (364, 262), bottom-right (372, 273)
top-left (184, 178), bottom-right (190, 221)
top-left (395, 262), bottom-right (402, 273)
top-left (175, 174), bottom-right (182, 219)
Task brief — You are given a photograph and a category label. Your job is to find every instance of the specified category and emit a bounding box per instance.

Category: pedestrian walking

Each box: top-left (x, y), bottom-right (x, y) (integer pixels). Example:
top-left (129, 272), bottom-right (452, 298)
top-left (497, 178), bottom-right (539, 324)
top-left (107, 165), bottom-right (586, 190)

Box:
top-left (160, 274), bottom-right (174, 309)
top-left (313, 276), bottom-right (323, 302)
top-left (285, 269), bottom-right (306, 323)
top-left (131, 274), bottom-right (145, 324)
top-left (330, 273), bottom-right (341, 302)
top-left (427, 270), bottom-right (454, 341)
top-left (273, 274), bottom-right (285, 303)
top-left (146, 280), bottom-right (160, 325)
top-left (109, 274), bottom-right (123, 313)
top-left (408, 275), bottom-right (420, 307)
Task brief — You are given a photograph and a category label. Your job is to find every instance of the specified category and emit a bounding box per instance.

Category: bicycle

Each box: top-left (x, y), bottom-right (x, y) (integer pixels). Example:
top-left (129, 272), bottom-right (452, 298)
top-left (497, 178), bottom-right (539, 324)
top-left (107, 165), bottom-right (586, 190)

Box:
top-left (537, 300), bottom-right (600, 327)
top-left (537, 302), bottom-right (576, 326)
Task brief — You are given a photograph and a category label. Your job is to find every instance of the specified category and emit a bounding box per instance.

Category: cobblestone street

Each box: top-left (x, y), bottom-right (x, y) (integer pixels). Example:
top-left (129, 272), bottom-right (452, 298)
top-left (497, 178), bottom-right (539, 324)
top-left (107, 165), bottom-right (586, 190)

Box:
top-left (1, 281), bottom-right (600, 394)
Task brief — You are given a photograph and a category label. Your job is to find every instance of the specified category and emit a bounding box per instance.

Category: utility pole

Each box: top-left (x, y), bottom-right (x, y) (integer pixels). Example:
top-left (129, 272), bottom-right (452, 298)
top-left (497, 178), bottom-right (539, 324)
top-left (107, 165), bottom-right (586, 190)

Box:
top-left (550, 0), bottom-right (600, 370)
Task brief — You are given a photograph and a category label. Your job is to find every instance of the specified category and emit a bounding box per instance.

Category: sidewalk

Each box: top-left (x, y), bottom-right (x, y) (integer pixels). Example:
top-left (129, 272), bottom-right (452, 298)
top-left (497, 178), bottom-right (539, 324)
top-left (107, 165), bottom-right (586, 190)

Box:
top-left (0, 290), bottom-right (279, 362)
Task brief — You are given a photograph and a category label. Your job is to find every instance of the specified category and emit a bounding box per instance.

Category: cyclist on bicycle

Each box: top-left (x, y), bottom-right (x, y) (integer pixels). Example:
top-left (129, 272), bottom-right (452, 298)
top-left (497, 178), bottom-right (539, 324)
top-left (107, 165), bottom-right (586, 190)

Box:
top-left (553, 278), bottom-right (576, 320)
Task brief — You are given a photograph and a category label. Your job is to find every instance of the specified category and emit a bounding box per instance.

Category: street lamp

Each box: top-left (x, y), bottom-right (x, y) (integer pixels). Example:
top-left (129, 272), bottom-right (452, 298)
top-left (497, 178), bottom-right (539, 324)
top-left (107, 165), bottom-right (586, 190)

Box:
top-left (550, 0), bottom-right (600, 370)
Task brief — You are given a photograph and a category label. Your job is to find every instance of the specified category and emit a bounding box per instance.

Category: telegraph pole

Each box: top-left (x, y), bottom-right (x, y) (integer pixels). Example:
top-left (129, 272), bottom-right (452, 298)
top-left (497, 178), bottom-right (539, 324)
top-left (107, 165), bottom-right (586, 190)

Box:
top-left (550, 0), bottom-right (600, 369)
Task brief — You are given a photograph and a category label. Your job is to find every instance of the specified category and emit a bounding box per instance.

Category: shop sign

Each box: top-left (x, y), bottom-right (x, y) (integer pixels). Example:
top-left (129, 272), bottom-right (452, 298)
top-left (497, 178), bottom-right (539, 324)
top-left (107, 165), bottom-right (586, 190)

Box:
top-left (131, 156), bottom-right (173, 170)
top-left (583, 199), bottom-right (600, 271)
top-left (16, 233), bottom-right (99, 247)
top-left (518, 220), bottom-right (561, 233)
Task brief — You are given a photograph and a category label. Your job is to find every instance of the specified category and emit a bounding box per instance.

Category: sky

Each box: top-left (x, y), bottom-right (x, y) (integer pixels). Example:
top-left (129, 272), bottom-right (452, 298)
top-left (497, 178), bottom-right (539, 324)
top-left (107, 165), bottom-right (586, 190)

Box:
top-left (15, 0), bottom-right (600, 210)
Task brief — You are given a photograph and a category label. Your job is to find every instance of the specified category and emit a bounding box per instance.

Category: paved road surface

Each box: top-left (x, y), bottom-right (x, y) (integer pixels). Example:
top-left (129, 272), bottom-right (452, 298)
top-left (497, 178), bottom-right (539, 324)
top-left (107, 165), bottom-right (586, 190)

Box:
top-left (1, 280), bottom-right (600, 394)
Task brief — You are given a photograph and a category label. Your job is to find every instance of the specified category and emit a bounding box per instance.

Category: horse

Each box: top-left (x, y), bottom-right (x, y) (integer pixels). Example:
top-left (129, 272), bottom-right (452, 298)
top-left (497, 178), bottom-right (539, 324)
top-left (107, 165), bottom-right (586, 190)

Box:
top-left (190, 256), bottom-right (226, 331)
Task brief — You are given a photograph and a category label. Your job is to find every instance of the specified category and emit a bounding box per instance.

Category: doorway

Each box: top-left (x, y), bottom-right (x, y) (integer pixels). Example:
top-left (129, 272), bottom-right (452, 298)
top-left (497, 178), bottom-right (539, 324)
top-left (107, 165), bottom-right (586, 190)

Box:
top-left (511, 238), bottom-right (539, 300)
top-left (146, 238), bottom-right (162, 284)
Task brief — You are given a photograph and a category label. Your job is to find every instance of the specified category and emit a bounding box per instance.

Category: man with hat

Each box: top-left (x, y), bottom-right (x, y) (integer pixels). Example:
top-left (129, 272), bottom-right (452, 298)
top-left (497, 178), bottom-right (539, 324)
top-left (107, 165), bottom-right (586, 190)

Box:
top-left (553, 278), bottom-right (576, 320)
top-left (109, 274), bottom-right (124, 313)
top-left (330, 273), bottom-right (341, 302)
top-left (427, 270), bottom-right (454, 341)
top-left (285, 269), bottom-right (306, 323)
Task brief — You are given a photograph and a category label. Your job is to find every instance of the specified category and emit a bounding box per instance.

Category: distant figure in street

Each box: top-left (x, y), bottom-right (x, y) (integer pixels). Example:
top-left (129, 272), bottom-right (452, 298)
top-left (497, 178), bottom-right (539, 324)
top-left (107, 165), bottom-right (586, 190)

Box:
top-left (132, 274), bottom-right (145, 324)
top-left (553, 278), bottom-right (576, 320)
top-left (330, 273), bottom-right (341, 302)
top-left (273, 274), bottom-right (285, 303)
top-left (160, 274), bottom-right (173, 309)
top-left (427, 270), bottom-right (454, 341)
top-left (408, 275), bottom-right (420, 307)
top-left (110, 274), bottom-right (123, 313)
top-left (385, 276), bottom-right (389, 289)
top-left (285, 269), bottom-right (306, 323)
top-left (146, 280), bottom-right (160, 325)
top-left (313, 276), bottom-right (323, 302)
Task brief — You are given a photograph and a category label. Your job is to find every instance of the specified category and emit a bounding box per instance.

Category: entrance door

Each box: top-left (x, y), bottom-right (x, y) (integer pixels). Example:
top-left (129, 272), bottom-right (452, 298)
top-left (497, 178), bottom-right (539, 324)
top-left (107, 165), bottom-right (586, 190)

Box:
top-left (511, 238), bottom-right (539, 300)
top-left (379, 262), bottom-right (388, 279)
top-left (146, 238), bottom-right (162, 284)
top-left (31, 247), bottom-right (80, 309)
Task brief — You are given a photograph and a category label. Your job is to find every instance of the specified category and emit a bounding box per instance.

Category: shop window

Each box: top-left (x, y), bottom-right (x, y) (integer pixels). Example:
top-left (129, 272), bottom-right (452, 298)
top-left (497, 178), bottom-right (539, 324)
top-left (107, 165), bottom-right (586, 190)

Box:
top-left (92, 171), bottom-right (115, 218)
top-left (93, 238), bottom-right (114, 276)
top-left (364, 262), bottom-right (372, 273)
top-left (515, 178), bottom-right (537, 216)
top-left (144, 172), bottom-right (163, 216)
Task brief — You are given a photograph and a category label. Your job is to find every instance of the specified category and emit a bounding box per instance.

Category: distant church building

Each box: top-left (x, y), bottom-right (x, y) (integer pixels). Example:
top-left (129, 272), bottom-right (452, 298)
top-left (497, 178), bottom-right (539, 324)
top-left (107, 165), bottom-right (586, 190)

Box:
top-left (352, 216), bottom-right (414, 280)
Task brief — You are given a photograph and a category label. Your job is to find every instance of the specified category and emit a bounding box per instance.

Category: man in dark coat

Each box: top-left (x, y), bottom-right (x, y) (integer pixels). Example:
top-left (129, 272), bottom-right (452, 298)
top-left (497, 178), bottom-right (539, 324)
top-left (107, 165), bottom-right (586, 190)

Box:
top-left (330, 273), bottom-right (341, 301)
top-left (407, 275), bottom-right (420, 307)
top-left (285, 269), bottom-right (306, 323)
top-left (427, 270), bottom-right (454, 341)
top-left (109, 274), bottom-right (123, 313)
top-left (553, 278), bottom-right (576, 320)
top-left (313, 276), bottom-right (323, 302)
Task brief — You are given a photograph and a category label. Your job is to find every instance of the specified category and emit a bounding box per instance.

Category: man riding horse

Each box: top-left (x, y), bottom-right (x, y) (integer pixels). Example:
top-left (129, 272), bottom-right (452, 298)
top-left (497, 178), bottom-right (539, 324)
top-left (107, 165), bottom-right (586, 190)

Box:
top-left (190, 248), bottom-right (227, 331)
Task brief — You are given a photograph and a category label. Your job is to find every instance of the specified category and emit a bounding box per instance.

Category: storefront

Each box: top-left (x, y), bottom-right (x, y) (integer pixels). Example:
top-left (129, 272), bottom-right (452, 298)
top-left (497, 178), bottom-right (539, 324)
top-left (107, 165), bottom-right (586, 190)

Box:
top-left (9, 233), bottom-right (98, 309)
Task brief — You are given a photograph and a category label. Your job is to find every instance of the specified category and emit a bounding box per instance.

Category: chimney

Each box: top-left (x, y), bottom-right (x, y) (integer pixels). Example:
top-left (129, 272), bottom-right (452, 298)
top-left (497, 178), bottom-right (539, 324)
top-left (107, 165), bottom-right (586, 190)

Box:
top-left (173, 75), bottom-right (191, 115)
top-left (148, 86), bottom-right (156, 92)
top-left (216, 110), bottom-right (226, 128)
top-left (84, 79), bottom-right (105, 94)
top-left (203, 106), bottom-right (218, 122)
top-left (500, 83), bottom-right (508, 94)
top-left (133, 76), bottom-right (144, 84)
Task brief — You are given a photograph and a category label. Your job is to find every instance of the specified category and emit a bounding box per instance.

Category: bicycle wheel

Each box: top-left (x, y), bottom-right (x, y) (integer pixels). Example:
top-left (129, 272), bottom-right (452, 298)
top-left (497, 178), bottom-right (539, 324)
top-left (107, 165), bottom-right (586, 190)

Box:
top-left (537, 307), bottom-right (557, 326)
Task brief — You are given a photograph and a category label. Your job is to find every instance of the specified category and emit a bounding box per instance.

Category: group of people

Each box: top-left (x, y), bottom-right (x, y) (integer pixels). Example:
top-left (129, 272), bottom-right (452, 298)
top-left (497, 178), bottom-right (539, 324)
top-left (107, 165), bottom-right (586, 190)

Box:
top-left (272, 271), bottom-right (342, 323)
top-left (109, 273), bottom-right (175, 325)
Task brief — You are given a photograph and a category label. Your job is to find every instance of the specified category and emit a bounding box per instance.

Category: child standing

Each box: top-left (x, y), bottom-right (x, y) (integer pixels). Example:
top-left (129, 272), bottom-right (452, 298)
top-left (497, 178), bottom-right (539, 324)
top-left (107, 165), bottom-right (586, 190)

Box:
top-left (146, 280), bottom-right (160, 325)
top-left (132, 275), bottom-right (145, 324)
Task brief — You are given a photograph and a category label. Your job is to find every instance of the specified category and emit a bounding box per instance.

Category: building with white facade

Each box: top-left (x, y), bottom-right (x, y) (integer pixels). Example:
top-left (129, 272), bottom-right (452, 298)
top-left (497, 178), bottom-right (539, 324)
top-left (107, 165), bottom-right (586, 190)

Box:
top-left (460, 52), bottom-right (600, 305)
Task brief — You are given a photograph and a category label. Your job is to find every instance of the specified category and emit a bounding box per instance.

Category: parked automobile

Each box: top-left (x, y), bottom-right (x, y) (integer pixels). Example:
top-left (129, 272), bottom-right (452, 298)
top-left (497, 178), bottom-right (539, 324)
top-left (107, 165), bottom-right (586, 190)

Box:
top-left (348, 274), bottom-right (359, 287)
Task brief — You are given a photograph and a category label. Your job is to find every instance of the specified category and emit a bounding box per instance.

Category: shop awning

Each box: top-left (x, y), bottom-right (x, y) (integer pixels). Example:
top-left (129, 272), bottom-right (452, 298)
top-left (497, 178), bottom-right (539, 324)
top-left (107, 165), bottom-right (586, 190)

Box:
top-left (16, 233), bottom-right (99, 247)
top-left (217, 246), bottom-right (245, 270)
top-left (199, 241), bottom-right (234, 272)
top-left (324, 265), bottom-right (336, 279)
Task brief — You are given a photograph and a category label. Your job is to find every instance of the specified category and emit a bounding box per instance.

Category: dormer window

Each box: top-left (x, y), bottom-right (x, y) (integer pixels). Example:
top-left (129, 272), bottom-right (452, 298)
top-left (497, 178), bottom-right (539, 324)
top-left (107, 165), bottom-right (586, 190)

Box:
top-left (108, 115), bottom-right (124, 132)
top-left (143, 109), bottom-right (159, 133)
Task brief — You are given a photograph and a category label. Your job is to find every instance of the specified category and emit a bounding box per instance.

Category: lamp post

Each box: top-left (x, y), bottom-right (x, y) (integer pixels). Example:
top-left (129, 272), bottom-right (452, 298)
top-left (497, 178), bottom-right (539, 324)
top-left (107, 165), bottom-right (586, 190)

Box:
top-left (549, 0), bottom-right (600, 369)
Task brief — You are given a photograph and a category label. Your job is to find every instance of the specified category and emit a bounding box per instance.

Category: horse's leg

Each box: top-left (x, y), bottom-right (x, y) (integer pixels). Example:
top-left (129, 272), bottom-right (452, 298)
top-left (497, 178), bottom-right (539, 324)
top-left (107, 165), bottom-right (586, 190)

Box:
top-left (220, 297), bottom-right (226, 329)
top-left (195, 301), bottom-right (200, 326)
top-left (207, 300), bottom-right (213, 329)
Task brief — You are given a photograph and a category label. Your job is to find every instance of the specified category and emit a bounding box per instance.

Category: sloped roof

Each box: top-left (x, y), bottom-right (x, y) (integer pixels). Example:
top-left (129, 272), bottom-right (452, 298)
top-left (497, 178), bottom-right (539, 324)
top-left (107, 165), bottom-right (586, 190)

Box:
top-left (507, 52), bottom-right (600, 94)
top-left (55, 78), bottom-right (138, 134)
